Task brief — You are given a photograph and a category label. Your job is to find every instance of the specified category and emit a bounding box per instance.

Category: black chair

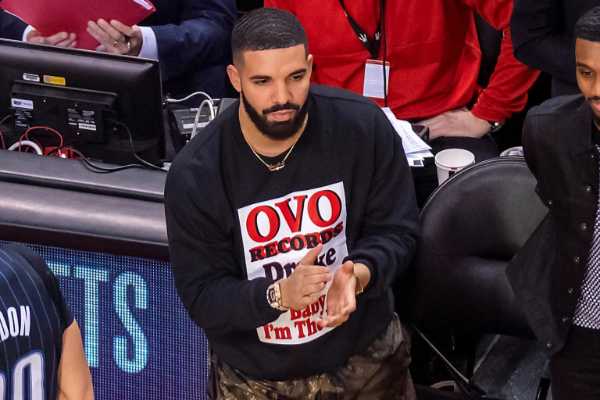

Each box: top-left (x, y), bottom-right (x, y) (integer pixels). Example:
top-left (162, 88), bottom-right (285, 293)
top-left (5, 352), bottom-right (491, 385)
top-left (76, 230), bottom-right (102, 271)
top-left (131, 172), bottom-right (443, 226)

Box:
top-left (397, 157), bottom-right (549, 399)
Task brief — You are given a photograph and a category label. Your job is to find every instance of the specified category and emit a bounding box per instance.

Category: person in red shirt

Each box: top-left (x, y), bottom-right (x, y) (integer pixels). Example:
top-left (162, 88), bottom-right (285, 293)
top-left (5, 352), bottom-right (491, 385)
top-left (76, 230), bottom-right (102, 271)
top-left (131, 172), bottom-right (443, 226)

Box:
top-left (265, 0), bottom-right (540, 204)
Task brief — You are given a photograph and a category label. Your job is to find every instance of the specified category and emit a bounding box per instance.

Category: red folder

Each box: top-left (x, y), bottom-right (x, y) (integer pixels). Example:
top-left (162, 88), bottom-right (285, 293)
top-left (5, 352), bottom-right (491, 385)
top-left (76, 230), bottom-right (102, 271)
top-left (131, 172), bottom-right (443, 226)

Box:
top-left (1, 0), bottom-right (155, 50)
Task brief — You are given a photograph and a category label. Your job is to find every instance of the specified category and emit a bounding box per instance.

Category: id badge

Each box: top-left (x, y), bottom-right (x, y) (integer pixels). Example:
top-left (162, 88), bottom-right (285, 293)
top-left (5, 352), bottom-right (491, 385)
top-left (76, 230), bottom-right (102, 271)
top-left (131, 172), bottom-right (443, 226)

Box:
top-left (363, 59), bottom-right (390, 99)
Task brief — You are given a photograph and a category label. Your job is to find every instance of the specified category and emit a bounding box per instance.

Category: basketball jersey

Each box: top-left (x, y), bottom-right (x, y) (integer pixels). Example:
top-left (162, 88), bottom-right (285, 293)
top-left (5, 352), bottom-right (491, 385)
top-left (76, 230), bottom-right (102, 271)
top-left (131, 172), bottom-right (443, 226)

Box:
top-left (0, 244), bottom-right (73, 400)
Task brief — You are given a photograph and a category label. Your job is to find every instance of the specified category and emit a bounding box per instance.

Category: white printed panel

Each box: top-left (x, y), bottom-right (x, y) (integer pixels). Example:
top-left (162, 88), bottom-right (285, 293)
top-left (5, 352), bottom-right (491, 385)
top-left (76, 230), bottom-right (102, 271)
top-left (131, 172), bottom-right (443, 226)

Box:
top-left (238, 182), bottom-right (348, 345)
top-left (183, 122), bottom-right (208, 130)
top-left (78, 123), bottom-right (97, 131)
top-left (22, 73), bottom-right (40, 83)
top-left (11, 98), bottom-right (33, 110)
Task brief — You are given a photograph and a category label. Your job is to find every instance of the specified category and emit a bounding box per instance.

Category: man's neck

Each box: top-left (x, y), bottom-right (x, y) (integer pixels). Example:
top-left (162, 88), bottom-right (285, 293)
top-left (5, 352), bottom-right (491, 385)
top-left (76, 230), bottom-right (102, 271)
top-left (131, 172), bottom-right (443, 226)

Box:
top-left (238, 106), bottom-right (307, 157)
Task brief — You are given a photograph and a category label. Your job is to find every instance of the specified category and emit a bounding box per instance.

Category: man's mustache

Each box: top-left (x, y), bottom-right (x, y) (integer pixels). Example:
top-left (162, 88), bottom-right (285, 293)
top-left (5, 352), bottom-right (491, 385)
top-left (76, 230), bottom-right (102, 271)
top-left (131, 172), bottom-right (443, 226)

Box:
top-left (263, 103), bottom-right (300, 115)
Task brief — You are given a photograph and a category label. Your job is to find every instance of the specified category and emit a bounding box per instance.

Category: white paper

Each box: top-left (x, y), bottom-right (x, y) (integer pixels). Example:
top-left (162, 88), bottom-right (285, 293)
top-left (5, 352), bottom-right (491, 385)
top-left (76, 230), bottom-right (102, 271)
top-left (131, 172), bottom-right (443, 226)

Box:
top-left (382, 108), bottom-right (433, 166)
top-left (408, 150), bottom-right (435, 158)
top-left (407, 157), bottom-right (424, 167)
top-left (132, 0), bottom-right (153, 10)
top-left (363, 61), bottom-right (390, 99)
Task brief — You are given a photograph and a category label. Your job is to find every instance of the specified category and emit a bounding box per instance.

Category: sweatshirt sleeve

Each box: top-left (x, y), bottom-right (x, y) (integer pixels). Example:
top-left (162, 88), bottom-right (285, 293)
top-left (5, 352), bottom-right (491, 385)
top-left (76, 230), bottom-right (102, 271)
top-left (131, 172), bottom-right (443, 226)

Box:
top-left (346, 110), bottom-right (420, 298)
top-left (465, 0), bottom-right (540, 122)
top-left (164, 156), bottom-right (284, 334)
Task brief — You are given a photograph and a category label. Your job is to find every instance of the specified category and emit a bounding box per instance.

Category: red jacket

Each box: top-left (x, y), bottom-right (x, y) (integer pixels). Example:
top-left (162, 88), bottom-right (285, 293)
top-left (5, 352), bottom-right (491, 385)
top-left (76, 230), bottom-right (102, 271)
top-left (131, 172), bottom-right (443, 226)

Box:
top-left (264, 0), bottom-right (540, 122)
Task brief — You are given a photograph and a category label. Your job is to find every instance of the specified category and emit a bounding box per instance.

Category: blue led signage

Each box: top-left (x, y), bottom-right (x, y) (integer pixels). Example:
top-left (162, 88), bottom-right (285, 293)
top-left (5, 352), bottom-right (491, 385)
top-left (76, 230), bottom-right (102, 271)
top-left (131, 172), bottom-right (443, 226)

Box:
top-left (1, 241), bottom-right (210, 400)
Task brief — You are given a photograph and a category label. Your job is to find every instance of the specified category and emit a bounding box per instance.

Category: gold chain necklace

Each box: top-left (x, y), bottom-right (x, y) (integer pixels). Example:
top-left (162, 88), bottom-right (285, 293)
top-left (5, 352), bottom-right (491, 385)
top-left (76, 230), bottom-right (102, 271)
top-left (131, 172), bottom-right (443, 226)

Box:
top-left (242, 115), bottom-right (308, 172)
top-left (243, 133), bottom-right (301, 172)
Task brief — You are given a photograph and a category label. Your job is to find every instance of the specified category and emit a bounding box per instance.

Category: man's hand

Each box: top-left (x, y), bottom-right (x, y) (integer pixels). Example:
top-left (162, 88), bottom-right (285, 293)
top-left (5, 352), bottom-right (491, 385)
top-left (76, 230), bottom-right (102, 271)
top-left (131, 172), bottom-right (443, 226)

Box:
top-left (279, 244), bottom-right (331, 311)
top-left (26, 29), bottom-right (77, 48)
top-left (87, 19), bottom-right (143, 56)
top-left (419, 107), bottom-right (492, 140)
top-left (316, 260), bottom-right (357, 329)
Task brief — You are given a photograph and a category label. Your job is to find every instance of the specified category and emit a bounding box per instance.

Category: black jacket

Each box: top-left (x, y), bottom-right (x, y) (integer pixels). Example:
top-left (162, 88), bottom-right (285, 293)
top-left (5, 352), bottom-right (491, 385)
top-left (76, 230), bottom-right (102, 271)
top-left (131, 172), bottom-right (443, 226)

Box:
top-left (0, 8), bottom-right (26, 41)
top-left (511, 0), bottom-right (598, 97)
top-left (507, 94), bottom-right (598, 353)
top-left (138, 0), bottom-right (237, 98)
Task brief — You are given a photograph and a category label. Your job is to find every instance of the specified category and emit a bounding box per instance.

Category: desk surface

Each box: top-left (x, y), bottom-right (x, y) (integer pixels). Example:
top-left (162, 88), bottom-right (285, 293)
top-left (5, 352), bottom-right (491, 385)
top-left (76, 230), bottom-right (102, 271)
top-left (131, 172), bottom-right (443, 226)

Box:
top-left (0, 150), bottom-right (169, 260)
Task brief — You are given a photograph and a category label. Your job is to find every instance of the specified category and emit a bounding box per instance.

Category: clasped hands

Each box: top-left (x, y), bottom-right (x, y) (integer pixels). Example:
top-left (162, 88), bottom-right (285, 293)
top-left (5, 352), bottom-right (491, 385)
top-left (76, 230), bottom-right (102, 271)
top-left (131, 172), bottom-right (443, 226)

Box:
top-left (419, 106), bottom-right (492, 140)
top-left (278, 244), bottom-right (365, 329)
top-left (26, 19), bottom-right (143, 56)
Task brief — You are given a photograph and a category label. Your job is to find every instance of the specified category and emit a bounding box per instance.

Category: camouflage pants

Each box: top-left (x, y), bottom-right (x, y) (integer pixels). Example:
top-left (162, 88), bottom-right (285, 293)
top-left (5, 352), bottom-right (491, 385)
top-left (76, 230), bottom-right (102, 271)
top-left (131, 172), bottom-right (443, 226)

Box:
top-left (208, 314), bottom-right (416, 400)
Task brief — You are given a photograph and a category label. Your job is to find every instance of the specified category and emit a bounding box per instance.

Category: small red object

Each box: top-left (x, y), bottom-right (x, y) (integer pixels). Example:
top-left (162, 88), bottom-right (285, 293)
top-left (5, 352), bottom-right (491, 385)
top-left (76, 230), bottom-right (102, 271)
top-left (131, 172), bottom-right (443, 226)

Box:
top-left (1, 0), bottom-right (155, 50)
top-left (44, 147), bottom-right (79, 159)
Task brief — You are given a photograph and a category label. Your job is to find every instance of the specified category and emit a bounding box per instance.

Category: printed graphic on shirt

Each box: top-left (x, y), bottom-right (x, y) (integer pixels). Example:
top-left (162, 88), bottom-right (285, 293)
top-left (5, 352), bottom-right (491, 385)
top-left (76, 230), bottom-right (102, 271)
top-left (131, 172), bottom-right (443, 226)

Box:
top-left (0, 306), bottom-right (30, 343)
top-left (238, 182), bottom-right (348, 345)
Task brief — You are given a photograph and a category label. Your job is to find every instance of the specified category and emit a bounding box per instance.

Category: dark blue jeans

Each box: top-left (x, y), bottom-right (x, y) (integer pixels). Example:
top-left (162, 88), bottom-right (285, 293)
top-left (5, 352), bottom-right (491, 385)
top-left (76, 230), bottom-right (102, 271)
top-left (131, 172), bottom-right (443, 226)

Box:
top-left (550, 326), bottom-right (600, 399)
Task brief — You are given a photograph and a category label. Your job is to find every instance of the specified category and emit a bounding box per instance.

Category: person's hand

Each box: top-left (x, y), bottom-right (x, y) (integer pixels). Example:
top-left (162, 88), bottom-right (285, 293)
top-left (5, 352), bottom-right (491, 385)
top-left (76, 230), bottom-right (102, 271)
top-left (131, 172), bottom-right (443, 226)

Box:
top-left (26, 29), bottom-right (77, 48)
top-left (419, 107), bottom-right (492, 140)
top-left (279, 244), bottom-right (331, 311)
top-left (87, 19), bottom-right (143, 56)
top-left (316, 260), bottom-right (357, 329)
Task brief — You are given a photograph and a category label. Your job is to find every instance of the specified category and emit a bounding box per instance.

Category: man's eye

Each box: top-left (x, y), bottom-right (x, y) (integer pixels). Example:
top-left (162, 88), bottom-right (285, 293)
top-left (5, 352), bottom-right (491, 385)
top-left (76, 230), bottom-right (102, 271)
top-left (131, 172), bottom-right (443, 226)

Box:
top-left (255, 80), bottom-right (268, 85)
top-left (581, 70), bottom-right (594, 77)
top-left (291, 75), bottom-right (303, 81)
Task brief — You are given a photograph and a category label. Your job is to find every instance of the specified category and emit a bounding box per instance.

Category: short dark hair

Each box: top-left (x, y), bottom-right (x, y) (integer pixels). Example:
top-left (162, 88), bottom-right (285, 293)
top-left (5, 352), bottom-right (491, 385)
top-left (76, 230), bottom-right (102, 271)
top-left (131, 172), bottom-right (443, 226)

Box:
top-left (575, 6), bottom-right (600, 43)
top-left (231, 8), bottom-right (308, 64)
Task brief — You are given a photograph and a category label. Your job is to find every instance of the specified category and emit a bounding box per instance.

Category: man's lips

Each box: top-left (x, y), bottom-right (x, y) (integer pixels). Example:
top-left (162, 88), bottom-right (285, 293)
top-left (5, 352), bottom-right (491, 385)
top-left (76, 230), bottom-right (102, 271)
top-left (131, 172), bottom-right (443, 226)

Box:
top-left (266, 110), bottom-right (295, 121)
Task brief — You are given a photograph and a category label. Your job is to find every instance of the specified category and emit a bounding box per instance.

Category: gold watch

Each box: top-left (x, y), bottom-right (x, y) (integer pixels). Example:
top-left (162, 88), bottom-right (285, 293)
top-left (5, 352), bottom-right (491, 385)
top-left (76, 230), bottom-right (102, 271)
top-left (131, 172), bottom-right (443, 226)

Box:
top-left (267, 280), bottom-right (289, 311)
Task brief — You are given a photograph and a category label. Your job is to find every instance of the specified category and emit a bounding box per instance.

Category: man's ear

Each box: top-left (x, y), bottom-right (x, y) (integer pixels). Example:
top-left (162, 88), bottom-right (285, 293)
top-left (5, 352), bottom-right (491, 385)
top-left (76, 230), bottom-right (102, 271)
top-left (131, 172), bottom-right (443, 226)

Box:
top-left (227, 64), bottom-right (242, 93)
top-left (307, 54), bottom-right (314, 80)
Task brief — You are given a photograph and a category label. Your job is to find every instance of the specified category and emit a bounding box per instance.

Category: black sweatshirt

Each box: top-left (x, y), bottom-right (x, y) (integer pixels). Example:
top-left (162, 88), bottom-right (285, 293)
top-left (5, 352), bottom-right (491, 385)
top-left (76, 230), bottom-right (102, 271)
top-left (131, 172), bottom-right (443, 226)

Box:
top-left (164, 85), bottom-right (420, 380)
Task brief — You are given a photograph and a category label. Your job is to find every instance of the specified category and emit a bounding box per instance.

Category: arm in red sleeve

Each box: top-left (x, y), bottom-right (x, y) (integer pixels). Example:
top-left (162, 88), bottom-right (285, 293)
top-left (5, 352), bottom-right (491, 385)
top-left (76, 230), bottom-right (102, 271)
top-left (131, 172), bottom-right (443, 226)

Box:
top-left (465, 0), bottom-right (540, 122)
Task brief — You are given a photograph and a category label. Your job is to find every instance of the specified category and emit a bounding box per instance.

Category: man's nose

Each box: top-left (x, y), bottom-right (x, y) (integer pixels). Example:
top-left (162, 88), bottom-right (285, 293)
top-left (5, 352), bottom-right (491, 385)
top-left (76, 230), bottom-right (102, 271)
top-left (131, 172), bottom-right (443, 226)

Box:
top-left (271, 80), bottom-right (292, 105)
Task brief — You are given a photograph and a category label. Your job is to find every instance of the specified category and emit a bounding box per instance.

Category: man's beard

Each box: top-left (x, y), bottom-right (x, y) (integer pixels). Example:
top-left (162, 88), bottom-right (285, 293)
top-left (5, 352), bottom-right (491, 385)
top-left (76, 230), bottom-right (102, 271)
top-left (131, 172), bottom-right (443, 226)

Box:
top-left (241, 90), bottom-right (309, 141)
top-left (590, 96), bottom-right (600, 127)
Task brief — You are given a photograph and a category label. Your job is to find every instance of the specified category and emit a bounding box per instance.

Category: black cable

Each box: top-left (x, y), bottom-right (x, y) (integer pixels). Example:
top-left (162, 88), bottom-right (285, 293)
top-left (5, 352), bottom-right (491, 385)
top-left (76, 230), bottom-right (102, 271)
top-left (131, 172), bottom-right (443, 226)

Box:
top-left (46, 146), bottom-right (150, 173)
top-left (410, 324), bottom-right (487, 396)
top-left (108, 120), bottom-right (165, 171)
top-left (2, 114), bottom-right (164, 172)
top-left (380, 0), bottom-right (388, 108)
top-left (0, 114), bottom-right (11, 126)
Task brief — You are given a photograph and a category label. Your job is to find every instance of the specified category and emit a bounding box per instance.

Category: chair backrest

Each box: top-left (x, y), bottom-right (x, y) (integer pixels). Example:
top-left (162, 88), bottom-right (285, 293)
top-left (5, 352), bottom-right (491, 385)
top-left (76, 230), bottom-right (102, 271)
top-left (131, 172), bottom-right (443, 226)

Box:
top-left (396, 157), bottom-right (547, 338)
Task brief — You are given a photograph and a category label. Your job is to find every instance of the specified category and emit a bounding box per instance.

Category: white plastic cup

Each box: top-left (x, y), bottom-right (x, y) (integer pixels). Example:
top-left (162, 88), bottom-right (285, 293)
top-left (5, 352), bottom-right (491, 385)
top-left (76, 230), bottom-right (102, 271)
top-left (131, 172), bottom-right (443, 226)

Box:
top-left (435, 149), bottom-right (475, 185)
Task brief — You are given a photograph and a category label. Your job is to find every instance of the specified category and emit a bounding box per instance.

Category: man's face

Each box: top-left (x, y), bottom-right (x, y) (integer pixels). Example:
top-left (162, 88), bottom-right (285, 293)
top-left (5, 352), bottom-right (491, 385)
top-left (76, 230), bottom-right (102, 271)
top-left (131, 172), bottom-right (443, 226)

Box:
top-left (228, 45), bottom-right (312, 141)
top-left (576, 38), bottom-right (600, 123)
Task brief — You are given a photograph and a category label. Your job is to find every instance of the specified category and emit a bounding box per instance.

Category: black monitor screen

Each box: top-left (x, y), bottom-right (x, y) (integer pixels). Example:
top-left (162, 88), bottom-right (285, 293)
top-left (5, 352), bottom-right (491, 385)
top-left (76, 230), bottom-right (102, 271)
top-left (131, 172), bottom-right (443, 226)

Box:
top-left (0, 39), bottom-right (165, 165)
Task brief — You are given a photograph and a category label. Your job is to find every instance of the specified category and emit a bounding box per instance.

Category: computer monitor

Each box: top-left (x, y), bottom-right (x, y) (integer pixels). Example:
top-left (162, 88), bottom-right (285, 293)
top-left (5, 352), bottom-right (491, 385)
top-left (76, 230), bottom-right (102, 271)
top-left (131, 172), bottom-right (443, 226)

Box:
top-left (0, 39), bottom-right (165, 165)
